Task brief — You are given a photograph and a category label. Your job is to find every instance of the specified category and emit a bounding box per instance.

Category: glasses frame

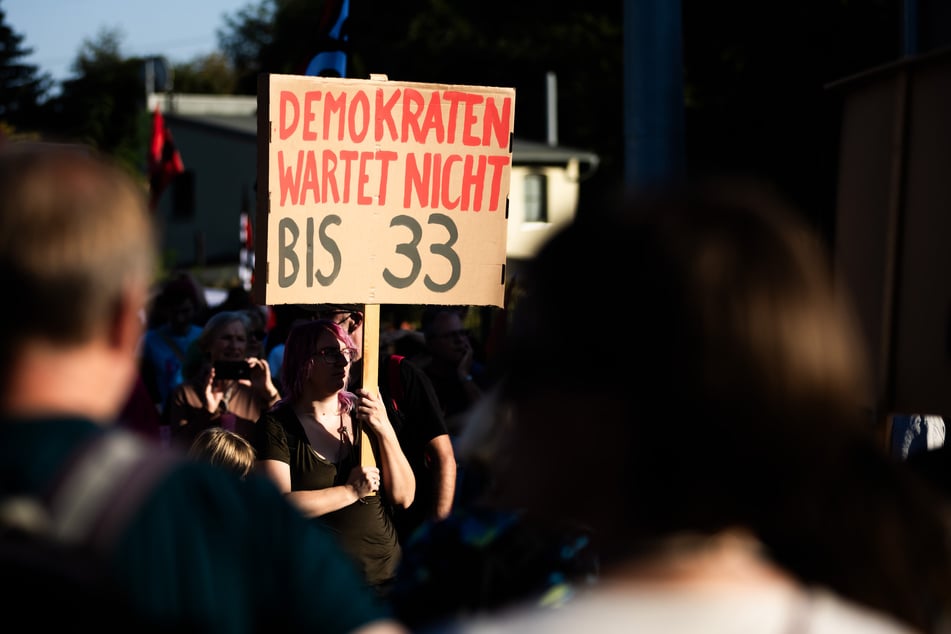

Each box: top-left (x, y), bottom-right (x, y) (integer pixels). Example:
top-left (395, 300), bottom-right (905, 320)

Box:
top-left (317, 310), bottom-right (364, 334)
top-left (313, 346), bottom-right (358, 365)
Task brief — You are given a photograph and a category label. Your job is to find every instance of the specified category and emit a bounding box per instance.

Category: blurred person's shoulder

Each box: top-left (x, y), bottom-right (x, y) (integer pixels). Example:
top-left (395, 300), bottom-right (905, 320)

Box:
top-left (435, 585), bottom-right (920, 634)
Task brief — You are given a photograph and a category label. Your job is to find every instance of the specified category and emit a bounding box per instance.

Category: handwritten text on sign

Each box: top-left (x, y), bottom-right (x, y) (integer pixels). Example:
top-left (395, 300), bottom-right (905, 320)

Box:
top-left (262, 74), bottom-right (514, 307)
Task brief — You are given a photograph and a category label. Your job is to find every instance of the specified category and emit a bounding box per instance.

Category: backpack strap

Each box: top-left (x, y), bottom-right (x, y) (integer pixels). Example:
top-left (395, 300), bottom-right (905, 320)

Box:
top-left (158, 329), bottom-right (188, 363)
top-left (44, 432), bottom-right (181, 552)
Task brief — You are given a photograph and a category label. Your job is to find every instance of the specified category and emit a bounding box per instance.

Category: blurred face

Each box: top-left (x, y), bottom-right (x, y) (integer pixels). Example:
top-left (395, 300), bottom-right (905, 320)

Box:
top-left (168, 298), bottom-right (196, 333)
top-left (309, 329), bottom-right (355, 392)
top-left (427, 312), bottom-right (469, 364)
top-left (209, 320), bottom-right (248, 362)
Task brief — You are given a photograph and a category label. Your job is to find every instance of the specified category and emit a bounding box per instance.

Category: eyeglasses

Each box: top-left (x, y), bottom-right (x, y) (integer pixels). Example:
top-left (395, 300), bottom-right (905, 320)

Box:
top-left (314, 346), bottom-right (357, 365)
top-left (317, 310), bottom-right (364, 334)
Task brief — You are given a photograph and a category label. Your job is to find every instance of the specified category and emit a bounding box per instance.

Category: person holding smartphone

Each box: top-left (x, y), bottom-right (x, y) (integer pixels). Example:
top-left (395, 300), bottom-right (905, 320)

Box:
top-left (164, 310), bottom-right (280, 448)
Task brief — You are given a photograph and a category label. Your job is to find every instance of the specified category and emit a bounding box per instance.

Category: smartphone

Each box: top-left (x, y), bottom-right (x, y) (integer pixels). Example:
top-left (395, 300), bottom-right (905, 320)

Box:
top-left (213, 360), bottom-right (250, 380)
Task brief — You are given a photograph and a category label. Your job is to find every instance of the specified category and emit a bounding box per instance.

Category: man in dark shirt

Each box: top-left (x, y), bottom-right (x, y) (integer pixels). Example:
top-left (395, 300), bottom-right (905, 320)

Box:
top-left (0, 142), bottom-right (405, 634)
top-left (418, 306), bottom-right (488, 437)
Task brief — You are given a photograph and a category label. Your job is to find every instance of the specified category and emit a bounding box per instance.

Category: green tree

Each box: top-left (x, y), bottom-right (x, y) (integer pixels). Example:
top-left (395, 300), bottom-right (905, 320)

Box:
top-left (216, 0), bottom-right (623, 163)
top-left (0, 4), bottom-right (52, 134)
top-left (216, 0), bottom-right (624, 209)
top-left (218, 0), bottom-right (275, 95)
top-left (173, 52), bottom-right (238, 94)
top-left (215, 0), bottom-right (904, 229)
top-left (42, 27), bottom-right (148, 172)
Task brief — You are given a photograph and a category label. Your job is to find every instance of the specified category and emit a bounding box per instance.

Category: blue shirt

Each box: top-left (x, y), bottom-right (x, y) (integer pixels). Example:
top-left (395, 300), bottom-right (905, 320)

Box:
top-left (141, 323), bottom-right (203, 408)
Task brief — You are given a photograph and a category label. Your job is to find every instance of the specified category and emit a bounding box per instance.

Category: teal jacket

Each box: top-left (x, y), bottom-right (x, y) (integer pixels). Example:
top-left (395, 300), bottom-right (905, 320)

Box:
top-left (0, 417), bottom-right (392, 633)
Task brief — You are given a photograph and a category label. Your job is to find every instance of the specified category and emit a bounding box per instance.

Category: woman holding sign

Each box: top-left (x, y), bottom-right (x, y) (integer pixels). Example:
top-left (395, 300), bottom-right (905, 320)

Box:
top-left (253, 319), bottom-right (415, 594)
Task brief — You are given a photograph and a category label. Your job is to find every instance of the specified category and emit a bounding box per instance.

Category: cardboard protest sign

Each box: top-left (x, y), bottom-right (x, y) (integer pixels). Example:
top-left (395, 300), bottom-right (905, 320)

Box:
top-left (254, 73), bottom-right (514, 308)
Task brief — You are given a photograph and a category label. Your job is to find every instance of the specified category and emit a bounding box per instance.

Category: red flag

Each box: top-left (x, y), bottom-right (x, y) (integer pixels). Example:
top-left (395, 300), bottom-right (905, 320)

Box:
top-left (148, 105), bottom-right (184, 210)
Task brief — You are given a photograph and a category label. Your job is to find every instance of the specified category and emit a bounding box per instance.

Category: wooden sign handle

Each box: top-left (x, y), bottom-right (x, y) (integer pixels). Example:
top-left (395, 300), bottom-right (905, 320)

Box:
top-left (359, 304), bottom-right (380, 477)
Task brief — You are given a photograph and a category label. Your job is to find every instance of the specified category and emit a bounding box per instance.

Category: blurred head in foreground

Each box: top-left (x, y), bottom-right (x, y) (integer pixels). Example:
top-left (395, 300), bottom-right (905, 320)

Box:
top-left (466, 179), bottom-right (951, 632)
top-left (0, 142), bottom-right (156, 419)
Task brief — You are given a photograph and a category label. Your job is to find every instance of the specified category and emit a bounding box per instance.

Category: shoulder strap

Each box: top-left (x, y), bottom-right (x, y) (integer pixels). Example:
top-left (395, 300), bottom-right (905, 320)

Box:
top-left (386, 354), bottom-right (405, 412)
top-left (158, 329), bottom-right (187, 363)
top-left (44, 433), bottom-right (182, 552)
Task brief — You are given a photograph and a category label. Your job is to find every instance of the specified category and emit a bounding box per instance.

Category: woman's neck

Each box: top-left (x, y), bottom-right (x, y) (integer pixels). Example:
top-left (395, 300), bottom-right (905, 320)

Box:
top-left (295, 394), bottom-right (340, 418)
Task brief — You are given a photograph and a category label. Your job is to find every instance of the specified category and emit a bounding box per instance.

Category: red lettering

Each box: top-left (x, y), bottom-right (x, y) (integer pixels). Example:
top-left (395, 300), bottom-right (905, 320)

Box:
top-left (440, 155), bottom-right (462, 210)
top-left (401, 89), bottom-right (425, 143)
top-left (419, 93), bottom-right (445, 143)
top-left (324, 92), bottom-right (347, 141)
top-left (338, 150), bottom-right (358, 204)
top-left (301, 151), bottom-right (320, 204)
top-left (279, 92), bottom-right (299, 141)
top-left (431, 154), bottom-right (443, 206)
top-left (404, 153), bottom-right (432, 209)
top-left (376, 150), bottom-right (397, 205)
top-left (458, 155), bottom-right (486, 211)
top-left (442, 92), bottom-right (466, 144)
top-left (375, 89), bottom-right (400, 142)
top-left (357, 151), bottom-right (374, 205)
top-left (486, 155), bottom-right (511, 211)
top-left (322, 149), bottom-right (339, 204)
top-left (461, 93), bottom-right (484, 146)
top-left (483, 96), bottom-right (512, 149)
top-left (302, 91), bottom-right (321, 141)
top-left (349, 91), bottom-right (370, 142)
top-left (277, 150), bottom-right (303, 205)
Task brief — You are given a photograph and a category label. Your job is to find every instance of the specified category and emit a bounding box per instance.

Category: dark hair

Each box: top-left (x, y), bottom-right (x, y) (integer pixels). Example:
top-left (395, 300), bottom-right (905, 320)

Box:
top-left (420, 305), bottom-right (465, 339)
top-left (485, 180), bottom-right (951, 632)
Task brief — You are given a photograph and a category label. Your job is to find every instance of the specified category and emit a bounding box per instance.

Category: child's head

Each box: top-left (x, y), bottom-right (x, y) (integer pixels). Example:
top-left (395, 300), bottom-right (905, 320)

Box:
top-left (188, 427), bottom-right (255, 478)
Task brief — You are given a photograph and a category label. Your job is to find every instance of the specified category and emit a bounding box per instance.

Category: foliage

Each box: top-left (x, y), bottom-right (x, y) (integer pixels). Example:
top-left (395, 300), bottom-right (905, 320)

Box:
top-left (681, 0), bottom-right (901, 233)
top-left (173, 52), bottom-right (238, 94)
top-left (218, 0), bottom-right (276, 94)
top-left (1, 0), bottom-right (907, 232)
top-left (41, 28), bottom-right (149, 173)
top-left (0, 5), bottom-right (52, 133)
top-left (215, 0), bottom-right (625, 192)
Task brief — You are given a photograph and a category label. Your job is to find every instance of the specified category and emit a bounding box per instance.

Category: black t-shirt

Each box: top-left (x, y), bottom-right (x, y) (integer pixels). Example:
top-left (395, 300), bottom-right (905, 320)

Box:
top-left (378, 353), bottom-right (451, 542)
top-left (254, 402), bottom-right (401, 588)
top-left (906, 444), bottom-right (951, 499)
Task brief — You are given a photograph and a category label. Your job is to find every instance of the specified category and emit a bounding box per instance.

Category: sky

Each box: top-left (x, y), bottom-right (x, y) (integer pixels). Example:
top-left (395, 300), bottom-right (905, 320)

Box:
top-left (5, 0), bottom-right (251, 85)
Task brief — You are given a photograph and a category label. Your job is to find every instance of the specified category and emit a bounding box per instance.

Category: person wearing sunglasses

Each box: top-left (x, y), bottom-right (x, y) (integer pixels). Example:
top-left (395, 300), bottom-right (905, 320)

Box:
top-left (252, 319), bottom-right (415, 595)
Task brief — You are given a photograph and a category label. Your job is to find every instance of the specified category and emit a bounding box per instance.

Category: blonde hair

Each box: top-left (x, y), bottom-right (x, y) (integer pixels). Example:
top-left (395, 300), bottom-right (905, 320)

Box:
top-left (188, 427), bottom-right (256, 478)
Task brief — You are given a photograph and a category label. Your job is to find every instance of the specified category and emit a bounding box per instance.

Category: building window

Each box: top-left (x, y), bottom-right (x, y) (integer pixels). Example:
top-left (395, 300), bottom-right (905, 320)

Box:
top-left (171, 171), bottom-right (195, 219)
top-left (524, 172), bottom-right (548, 223)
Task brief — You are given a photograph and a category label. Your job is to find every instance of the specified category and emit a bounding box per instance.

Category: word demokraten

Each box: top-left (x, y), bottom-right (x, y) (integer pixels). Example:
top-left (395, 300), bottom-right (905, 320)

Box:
top-left (278, 88), bottom-right (513, 146)
top-left (275, 88), bottom-right (513, 212)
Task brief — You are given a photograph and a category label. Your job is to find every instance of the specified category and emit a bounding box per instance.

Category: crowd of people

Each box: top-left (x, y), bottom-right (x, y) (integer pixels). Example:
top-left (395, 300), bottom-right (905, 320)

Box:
top-left (2, 140), bottom-right (950, 634)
